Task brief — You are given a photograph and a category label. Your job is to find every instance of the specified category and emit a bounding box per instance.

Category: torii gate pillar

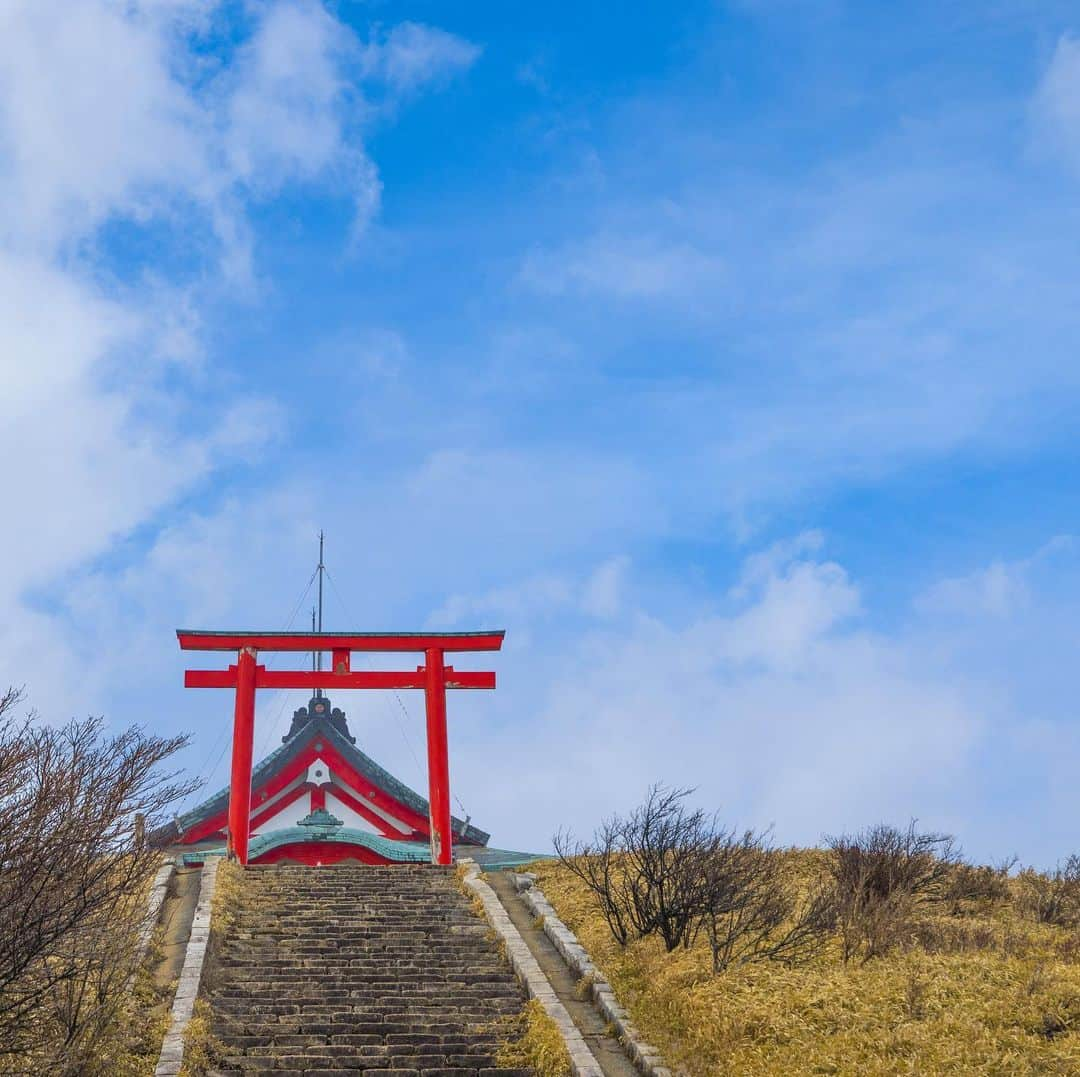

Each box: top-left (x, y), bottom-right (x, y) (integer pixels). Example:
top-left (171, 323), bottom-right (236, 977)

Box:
top-left (424, 648), bottom-right (451, 864)
top-left (227, 646), bottom-right (257, 865)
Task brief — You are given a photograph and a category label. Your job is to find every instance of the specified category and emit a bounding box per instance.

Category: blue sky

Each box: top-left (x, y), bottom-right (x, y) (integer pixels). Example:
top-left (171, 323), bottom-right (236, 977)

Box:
top-left (3, 0), bottom-right (1080, 865)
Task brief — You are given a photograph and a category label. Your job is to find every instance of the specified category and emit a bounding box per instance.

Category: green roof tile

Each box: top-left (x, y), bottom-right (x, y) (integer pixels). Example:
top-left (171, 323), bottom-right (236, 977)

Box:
top-left (180, 828), bottom-right (544, 868)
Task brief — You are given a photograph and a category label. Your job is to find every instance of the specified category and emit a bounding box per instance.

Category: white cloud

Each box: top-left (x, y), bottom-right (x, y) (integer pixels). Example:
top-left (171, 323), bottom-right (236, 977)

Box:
top-left (0, 1), bottom-right (473, 276)
top-left (0, 251), bottom-right (202, 604)
top-left (731, 530), bottom-right (825, 597)
top-left (918, 560), bottom-right (1029, 619)
top-left (0, 0), bottom-right (204, 252)
top-left (1033, 34), bottom-right (1080, 171)
top-left (0, 0), bottom-right (322, 615)
top-left (224, 2), bottom-right (352, 188)
top-left (430, 555), bottom-right (631, 630)
top-left (490, 49), bottom-right (1080, 532)
top-left (361, 22), bottom-right (481, 95)
top-left (916, 536), bottom-right (1075, 619)
top-left (581, 556), bottom-right (630, 619)
top-left (722, 556), bottom-right (861, 670)
top-left (430, 575), bottom-right (575, 629)
top-left (427, 534), bottom-right (1080, 865)
top-left (0, 1), bottom-right (480, 722)
top-left (451, 538), bottom-right (979, 857)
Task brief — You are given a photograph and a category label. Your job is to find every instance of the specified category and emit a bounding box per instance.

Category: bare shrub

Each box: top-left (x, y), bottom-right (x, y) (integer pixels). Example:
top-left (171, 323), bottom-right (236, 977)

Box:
top-left (0, 688), bottom-right (196, 1071)
top-left (827, 822), bottom-right (959, 964)
top-left (909, 918), bottom-right (996, 955)
top-left (554, 785), bottom-right (718, 950)
top-left (690, 843), bottom-right (837, 972)
top-left (555, 786), bottom-right (835, 972)
top-left (1017, 858), bottom-right (1080, 927)
top-left (944, 859), bottom-right (1015, 917)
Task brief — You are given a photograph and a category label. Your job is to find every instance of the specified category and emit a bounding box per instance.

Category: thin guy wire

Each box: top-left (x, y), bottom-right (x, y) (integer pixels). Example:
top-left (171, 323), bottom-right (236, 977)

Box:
top-left (322, 567), bottom-right (426, 781)
top-left (323, 566), bottom-right (472, 821)
top-left (191, 565), bottom-right (319, 795)
top-left (252, 568), bottom-right (321, 761)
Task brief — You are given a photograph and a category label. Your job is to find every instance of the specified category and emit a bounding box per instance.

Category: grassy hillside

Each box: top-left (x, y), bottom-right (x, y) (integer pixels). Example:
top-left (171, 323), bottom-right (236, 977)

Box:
top-left (531, 851), bottom-right (1080, 1075)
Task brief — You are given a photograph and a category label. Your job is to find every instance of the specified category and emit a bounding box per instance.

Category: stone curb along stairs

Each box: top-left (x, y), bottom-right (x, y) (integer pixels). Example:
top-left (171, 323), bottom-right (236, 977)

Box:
top-left (508, 873), bottom-right (672, 1077)
top-left (461, 861), bottom-right (605, 1077)
top-left (156, 856), bottom-right (221, 1076)
top-left (139, 856), bottom-right (176, 962)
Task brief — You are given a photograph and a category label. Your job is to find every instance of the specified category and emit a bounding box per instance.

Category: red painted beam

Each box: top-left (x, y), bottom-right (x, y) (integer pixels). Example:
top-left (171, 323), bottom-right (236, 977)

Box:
top-left (184, 668), bottom-right (496, 690)
top-left (177, 630), bottom-right (505, 653)
top-left (185, 669), bottom-right (239, 689)
top-left (254, 841), bottom-right (393, 866)
top-left (258, 669), bottom-right (496, 690)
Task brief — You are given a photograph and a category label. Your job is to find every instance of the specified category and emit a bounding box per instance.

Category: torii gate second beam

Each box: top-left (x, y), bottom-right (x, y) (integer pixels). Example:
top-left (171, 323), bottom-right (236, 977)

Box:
top-left (177, 630), bottom-right (504, 867)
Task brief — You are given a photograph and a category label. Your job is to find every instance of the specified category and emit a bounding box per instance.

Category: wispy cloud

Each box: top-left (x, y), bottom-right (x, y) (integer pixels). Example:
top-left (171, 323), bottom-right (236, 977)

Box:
top-left (5, 0), bottom-right (1080, 872)
top-left (519, 233), bottom-right (725, 300)
top-left (360, 21), bottom-right (481, 96)
top-left (1033, 34), bottom-right (1080, 171)
top-left (456, 537), bottom-right (979, 855)
top-left (0, 0), bottom-right (481, 719)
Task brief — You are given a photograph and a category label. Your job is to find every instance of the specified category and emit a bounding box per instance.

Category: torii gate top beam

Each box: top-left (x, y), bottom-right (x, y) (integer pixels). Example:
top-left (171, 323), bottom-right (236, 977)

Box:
top-left (177, 630), bottom-right (505, 653)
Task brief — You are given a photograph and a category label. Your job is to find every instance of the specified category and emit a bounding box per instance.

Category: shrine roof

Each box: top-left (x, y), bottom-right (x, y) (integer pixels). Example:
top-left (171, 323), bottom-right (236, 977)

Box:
top-left (163, 711), bottom-right (490, 847)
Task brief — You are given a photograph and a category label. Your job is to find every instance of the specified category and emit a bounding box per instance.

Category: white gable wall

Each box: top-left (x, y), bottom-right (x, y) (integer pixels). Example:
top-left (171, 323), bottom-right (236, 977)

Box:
top-left (251, 791), bottom-right (316, 835)
top-left (243, 755), bottom-right (421, 838)
top-left (251, 772), bottom-right (307, 818)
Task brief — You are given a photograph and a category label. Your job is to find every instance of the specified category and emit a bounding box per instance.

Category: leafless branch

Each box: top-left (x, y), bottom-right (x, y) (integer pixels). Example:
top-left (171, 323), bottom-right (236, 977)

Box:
top-left (0, 690), bottom-right (196, 1067)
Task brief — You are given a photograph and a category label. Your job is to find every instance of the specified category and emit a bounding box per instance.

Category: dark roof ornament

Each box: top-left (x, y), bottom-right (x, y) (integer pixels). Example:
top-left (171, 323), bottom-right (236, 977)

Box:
top-left (283, 693), bottom-right (355, 743)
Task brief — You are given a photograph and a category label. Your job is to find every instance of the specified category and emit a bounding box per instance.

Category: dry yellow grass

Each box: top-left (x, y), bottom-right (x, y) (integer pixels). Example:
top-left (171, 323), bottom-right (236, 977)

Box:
top-left (212, 858), bottom-right (244, 934)
top-left (180, 997), bottom-right (227, 1077)
top-left (496, 998), bottom-right (574, 1077)
top-left (532, 853), bottom-right (1080, 1075)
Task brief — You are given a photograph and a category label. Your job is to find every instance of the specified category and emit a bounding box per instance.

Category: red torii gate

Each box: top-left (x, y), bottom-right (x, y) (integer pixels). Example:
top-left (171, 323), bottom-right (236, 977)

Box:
top-left (177, 630), bottom-right (504, 866)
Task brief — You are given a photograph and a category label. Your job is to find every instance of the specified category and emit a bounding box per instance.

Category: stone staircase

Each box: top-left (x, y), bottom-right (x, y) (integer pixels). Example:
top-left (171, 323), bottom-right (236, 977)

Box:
top-left (205, 863), bottom-right (533, 1076)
